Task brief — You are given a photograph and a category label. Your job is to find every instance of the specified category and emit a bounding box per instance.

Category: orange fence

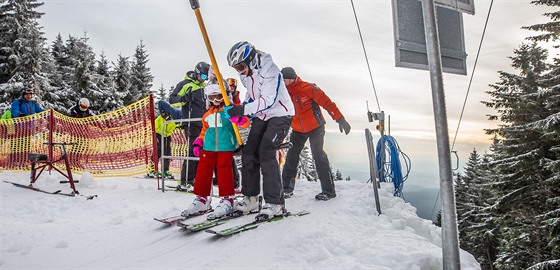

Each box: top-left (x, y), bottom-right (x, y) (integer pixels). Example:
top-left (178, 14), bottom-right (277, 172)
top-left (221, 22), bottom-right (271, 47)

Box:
top-left (0, 96), bottom-right (188, 177)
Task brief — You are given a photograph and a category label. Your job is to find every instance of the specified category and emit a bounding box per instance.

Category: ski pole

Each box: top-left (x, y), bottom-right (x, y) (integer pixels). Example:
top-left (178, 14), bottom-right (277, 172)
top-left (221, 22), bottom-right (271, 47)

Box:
top-left (189, 0), bottom-right (243, 146)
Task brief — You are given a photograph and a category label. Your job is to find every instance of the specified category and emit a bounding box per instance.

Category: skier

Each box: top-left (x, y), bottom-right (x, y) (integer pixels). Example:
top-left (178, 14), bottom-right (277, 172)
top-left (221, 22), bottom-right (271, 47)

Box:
top-left (69, 98), bottom-right (95, 118)
top-left (223, 41), bottom-right (295, 219)
top-left (226, 77), bottom-right (241, 105)
top-left (9, 87), bottom-right (44, 167)
top-left (160, 61), bottom-right (209, 190)
top-left (181, 84), bottom-right (250, 219)
top-left (146, 111), bottom-right (178, 179)
top-left (11, 87), bottom-right (43, 117)
top-left (280, 67), bottom-right (351, 201)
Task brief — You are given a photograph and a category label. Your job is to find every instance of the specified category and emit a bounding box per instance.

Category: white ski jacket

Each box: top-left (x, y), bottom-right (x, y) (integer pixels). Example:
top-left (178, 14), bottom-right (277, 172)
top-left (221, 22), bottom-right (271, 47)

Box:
top-left (239, 52), bottom-right (294, 121)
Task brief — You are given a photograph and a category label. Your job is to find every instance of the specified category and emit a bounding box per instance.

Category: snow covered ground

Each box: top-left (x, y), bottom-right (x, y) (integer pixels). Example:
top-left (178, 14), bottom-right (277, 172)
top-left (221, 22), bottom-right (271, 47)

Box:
top-left (0, 171), bottom-right (480, 269)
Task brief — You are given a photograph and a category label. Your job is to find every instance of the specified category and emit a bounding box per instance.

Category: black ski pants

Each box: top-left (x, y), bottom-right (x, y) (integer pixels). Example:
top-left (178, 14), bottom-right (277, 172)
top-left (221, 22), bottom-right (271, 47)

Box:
top-left (181, 126), bottom-right (201, 185)
top-left (282, 125), bottom-right (336, 196)
top-left (241, 116), bottom-right (292, 205)
top-left (156, 133), bottom-right (171, 172)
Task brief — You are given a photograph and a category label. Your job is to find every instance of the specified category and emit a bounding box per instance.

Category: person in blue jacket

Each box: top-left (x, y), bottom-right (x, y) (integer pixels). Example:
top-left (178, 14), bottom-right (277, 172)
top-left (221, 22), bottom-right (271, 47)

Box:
top-left (9, 87), bottom-right (44, 167)
top-left (11, 87), bottom-right (44, 117)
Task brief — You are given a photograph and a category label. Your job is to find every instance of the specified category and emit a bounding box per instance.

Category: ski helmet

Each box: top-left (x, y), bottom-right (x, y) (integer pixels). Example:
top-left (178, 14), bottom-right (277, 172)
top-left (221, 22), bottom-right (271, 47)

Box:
top-left (204, 84), bottom-right (222, 97)
top-left (227, 41), bottom-right (256, 68)
top-left (79, 98), bottom-right (90, 111)
top-left (194, 61), bottom-right (210, 79)
top-left (20, 87), bottom-right (33, 97)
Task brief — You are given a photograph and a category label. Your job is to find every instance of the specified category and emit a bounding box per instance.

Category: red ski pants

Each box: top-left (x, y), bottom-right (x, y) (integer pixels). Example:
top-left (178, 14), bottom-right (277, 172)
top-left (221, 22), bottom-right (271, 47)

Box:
top-left (193, 150), bottom-right (235, 197)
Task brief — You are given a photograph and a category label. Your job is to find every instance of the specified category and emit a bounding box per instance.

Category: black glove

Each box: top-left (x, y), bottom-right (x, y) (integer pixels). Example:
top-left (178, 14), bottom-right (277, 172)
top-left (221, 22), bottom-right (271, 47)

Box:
top-left (181, 93), bottom-right (192, 103)
top-left (337, 116), bottom-right (351, 135)
top-left (224, 105), bottom-right (245, 118)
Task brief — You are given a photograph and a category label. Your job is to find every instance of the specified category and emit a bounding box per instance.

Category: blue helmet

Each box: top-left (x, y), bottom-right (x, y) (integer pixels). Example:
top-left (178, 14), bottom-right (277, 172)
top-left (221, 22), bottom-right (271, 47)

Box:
top-left (227, 41), bottom-right (256, 67)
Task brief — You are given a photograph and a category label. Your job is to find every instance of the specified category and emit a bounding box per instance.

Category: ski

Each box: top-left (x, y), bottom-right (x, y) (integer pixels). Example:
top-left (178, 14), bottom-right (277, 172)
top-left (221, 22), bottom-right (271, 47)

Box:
top-left (164, 185), bottom-right (194, 194)
top-left (177, 210), bottom-right (255, 232)
top-left (205, 210), bottom-right (310, 237)
top-left (154, 209), bottom-right (213, 225)
top-left (3, 180), bottom-right (97, 199)
top-left (153, 215), bottom-right (186, 225)
top-left (4, 180), bottom-right (62, 194)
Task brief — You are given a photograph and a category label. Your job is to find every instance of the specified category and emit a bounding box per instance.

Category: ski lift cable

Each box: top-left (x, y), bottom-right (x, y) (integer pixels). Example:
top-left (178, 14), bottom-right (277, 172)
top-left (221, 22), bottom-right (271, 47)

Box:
top-left (451, 0), bottom-right (494, 151)
top-left (350, 0), bottom-right (381, 112)
top-left (431, 0), bottom-right (494, 222)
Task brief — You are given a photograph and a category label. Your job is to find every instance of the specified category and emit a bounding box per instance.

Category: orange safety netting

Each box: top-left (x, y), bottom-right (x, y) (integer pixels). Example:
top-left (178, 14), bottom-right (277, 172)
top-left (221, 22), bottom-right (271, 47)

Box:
top-left (0, 96), bottom-right (188, 177)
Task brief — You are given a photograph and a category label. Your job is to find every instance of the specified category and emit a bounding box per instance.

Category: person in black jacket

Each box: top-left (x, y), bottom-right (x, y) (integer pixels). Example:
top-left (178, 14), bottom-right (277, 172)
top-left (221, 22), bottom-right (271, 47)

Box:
top-left (69, 98), bottom-right (95, 118)
top-left (165, 61), bottom-right (209, 189)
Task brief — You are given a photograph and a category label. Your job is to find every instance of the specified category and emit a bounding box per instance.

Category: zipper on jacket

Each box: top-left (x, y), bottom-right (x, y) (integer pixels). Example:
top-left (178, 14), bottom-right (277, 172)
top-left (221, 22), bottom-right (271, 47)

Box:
top-left (296, 97), bottom-right (306, 132)
top-left (214, 109), bottom-right (219, 152)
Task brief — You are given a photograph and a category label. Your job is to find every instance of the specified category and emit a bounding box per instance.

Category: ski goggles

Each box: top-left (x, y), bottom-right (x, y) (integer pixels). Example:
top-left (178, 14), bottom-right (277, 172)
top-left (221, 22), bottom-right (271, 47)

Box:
top-left (227, 78), bottom-right (237, 88)
top-left (208, 94), bottom-right (223, 103)
top-left (233, 62), bottom-right (247, 73)
top-left (79, 103), bottom-right (89, 110)
top-left (199, 73), bottom-right (208, 80)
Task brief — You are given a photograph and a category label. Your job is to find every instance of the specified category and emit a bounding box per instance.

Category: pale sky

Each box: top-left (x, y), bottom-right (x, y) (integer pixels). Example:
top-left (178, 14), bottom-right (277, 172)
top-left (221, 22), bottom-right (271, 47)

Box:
top-left (38, 0), bottom-right (551, 188)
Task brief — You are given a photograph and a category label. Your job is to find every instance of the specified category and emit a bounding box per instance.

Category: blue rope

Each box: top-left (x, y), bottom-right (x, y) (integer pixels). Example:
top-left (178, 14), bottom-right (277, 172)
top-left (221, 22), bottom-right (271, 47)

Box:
top-left (376, 135), bottom-right (411, 197)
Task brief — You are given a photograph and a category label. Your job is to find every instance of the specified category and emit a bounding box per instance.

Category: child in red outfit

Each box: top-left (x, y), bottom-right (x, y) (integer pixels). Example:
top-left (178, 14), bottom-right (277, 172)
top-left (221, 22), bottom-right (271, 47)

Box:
top-left (181, 84), bottom-right (249, 220)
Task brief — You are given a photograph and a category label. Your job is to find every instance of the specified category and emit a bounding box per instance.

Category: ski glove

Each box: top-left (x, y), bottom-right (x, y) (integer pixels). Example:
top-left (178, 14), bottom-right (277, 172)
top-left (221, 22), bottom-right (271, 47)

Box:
top-left (229, 116), bottom-right (248, 126)
top-left (223, 105), bottom-right (244, 118)
top-left (193, 138), bottom-right (203, 157)
top-left (181, 93), bottom-right (193, 103)
top-left (337, 116), bottom-right (351, 135)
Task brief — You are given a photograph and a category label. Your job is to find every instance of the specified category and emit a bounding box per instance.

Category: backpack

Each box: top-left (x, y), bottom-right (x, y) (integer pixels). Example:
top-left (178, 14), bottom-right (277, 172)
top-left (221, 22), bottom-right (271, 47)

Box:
top-left (1, 108), bottom-right (11, 119)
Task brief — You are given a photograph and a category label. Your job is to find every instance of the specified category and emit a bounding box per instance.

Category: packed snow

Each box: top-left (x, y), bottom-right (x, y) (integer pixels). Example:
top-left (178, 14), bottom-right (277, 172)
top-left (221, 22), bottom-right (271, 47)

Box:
top-left (0, 171), bottom-right (480, 269)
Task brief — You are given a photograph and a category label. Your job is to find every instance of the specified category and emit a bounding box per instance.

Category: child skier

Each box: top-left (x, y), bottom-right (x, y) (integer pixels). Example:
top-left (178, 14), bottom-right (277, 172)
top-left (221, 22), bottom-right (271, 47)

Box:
top-left (181, 84), bottom-right (249, 220)
top-left (146, 111), bottom-right (179, 179)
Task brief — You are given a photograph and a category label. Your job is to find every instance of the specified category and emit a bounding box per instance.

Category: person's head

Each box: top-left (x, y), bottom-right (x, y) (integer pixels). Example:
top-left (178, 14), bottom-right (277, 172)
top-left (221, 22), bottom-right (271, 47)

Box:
top-left (281, 67), bottom-right (297, 86)
top-left (227, 41), bottom-right (256, 76)
top-left (20, 87), bottom-right (34, 101)
top-left (194, 61), bottom-right (210, 83)
top-left (227, 78), bottom-right (237, 92)
top-left (205, 84), bottom-right (224, 107)
top-left (79, 98), bottom-right (90, 111)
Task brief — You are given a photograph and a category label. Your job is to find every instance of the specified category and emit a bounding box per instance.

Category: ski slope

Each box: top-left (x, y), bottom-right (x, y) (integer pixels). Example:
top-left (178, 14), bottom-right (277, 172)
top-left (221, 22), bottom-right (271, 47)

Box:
top-left (0, 171), bottom-right (480, 269)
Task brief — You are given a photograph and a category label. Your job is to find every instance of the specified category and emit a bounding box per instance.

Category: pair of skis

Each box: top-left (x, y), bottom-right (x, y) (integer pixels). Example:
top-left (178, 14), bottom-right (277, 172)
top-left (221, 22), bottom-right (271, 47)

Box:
top-left (154, 209), bottom-right (310, 237)
top-left (205, 210), bottom-right (310, 237)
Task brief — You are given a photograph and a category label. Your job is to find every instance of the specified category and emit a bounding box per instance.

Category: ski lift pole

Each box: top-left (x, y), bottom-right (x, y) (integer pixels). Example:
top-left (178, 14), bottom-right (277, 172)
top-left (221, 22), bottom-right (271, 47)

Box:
top-left (421, 0), bottom-right (460, 268)
top-left (189, 0), bottom-right (243, 146)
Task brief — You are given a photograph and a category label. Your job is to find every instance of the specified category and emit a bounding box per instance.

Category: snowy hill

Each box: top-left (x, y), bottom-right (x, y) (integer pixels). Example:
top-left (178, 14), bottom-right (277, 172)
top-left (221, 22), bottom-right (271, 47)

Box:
top-left (0, 171), bottom-right (480, 269)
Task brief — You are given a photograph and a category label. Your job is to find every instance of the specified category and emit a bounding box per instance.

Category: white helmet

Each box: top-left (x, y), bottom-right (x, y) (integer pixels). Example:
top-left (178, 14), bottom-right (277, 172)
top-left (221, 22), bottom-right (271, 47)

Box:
top-left (79, 98), bottom-right (90, 111)
top-left (227, 41), bottom-right (256, 67)
top-left (204, 84), bottom-right (222, 97)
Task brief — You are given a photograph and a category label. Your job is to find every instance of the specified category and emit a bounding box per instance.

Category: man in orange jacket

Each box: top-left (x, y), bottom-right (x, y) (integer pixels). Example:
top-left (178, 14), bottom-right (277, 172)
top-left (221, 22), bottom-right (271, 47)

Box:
top-left (280, 67), bottom-right (351, 201)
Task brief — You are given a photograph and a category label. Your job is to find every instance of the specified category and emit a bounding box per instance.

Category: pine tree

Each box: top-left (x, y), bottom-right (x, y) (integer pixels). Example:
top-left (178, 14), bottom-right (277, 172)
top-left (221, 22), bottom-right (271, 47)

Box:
top-left (297, 145), bottom-right (317, 181)
top-left (129, 39), bottom-right (153, 102)
top-left (483, 42), bottom-right (554, 269)
top-left (523, 0), bottom-right (560, 43)
top-left (335, 169), bottom-right (343, 181)
top-left (94, 51), bottom-right (122, 113)
top-left (0, 0), bottom-right (48, 102)
top-left (113, 53), bottom-right (132, 105)
top-left (155, 84), bottom-right (167, 102)
top-left (456, 150), bottom-right (499, 270)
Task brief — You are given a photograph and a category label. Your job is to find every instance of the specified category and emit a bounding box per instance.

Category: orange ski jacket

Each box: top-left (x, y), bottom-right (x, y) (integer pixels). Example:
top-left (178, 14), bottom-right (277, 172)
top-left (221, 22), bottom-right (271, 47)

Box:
top-left (286, 77), bottom-right (343, 133)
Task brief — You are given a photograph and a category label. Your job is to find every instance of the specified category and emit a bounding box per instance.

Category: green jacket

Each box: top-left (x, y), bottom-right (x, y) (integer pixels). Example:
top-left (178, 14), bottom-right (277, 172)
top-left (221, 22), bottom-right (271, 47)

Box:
top-left (169, 72), bottom-right (206, 128)
top-left (1, 109), bottom-right (11, 119)
top-left (155, 115), bottom-right (178, 137)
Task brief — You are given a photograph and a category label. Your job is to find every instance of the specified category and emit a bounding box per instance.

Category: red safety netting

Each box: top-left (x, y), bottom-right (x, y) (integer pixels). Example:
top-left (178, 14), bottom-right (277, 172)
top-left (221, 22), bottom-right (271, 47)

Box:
top-left (0, 96), bottom-right (188, 177)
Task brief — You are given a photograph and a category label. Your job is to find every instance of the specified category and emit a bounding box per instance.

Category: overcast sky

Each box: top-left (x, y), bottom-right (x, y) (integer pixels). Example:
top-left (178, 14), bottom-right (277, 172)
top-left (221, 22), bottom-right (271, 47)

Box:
top-left (38, 0), bottom-right (551, 188)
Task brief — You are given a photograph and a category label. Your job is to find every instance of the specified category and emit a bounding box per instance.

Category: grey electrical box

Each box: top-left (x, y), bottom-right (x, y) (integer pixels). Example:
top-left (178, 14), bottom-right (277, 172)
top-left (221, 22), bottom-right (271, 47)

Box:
top-left (435, 0), bottom-right (475, 15)
top-left (392, 0), bottom-right (468, 75)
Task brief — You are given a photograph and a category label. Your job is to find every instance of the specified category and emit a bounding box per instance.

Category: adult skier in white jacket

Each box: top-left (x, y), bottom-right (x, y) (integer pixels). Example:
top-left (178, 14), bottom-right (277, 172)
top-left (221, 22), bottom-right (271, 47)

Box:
top-left (224, 41), bottom-right (295, 219)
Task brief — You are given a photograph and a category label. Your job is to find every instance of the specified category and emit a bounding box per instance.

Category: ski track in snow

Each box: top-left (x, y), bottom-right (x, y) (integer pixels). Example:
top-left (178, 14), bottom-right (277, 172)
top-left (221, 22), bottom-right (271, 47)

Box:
top-left (0, 171), bottom-right (480, 269)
